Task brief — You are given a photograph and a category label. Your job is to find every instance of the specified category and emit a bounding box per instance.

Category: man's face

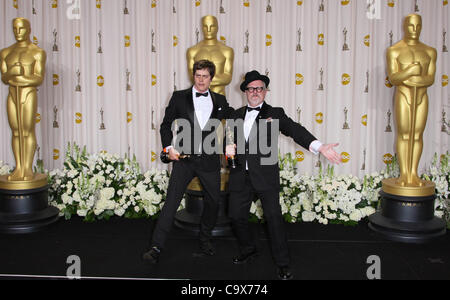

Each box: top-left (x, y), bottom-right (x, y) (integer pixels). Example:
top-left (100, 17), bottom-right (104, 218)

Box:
top-left (13, 19), bottom-right (30, 42)
top-left (202, 16), bottom-right (218, 40)
top-left (245, 80), bottom-right (267, 107)
top-left (194, 68), bottom-right (212, 93)
top-left (404, 15), bottom-right (422, 41)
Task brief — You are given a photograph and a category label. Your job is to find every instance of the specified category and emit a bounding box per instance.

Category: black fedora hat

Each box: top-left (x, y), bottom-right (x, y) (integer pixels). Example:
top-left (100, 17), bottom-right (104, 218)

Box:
top-left (240, 70), bottom-right (270, 92)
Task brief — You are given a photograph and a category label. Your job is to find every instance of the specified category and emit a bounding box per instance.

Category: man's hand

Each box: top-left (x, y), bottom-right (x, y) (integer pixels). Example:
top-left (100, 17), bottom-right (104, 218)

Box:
top-left (168, 147), bottom-right (180, 161)
top-left (225, 144), bottom-right (236, 157)
top-left (318, 143), bottom-right (341, 165)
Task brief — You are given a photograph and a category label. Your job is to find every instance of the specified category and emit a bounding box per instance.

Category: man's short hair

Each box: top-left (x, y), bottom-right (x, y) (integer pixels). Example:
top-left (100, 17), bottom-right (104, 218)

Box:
top-left (193, 60), bottom-right (216, 80)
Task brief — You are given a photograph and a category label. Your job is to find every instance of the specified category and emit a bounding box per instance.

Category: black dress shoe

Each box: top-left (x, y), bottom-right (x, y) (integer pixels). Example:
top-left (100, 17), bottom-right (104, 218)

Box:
top-left (277, 266), bottom-right (293, 280)
top-left (199, 240), bottom-right (215, 256)
top-left (232, 249), bottom-right (258, 265)
top-left (142, 246), bottom-right (161, 264)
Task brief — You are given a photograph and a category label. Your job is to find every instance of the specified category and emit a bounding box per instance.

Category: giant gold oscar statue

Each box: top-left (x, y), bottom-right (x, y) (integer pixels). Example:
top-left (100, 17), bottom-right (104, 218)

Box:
top-left (0, 18), bottom-right (59, 233)
top-left (369, 14), bottom-right (446, 243)
top-left (187, 15), bottom-right (234, 96)
top-left (174, 16), bottom-right (234, 236)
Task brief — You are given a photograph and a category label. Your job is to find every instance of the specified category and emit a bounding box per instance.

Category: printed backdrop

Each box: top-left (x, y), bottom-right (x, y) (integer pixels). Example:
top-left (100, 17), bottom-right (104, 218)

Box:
top-left (0, 0), bottom-right (449, 177)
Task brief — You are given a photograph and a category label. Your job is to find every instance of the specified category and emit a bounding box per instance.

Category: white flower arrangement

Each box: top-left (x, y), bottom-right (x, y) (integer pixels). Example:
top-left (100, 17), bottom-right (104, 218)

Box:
top-left (0, 161), bottom-right (11, 176)
top-left (0, 146), bottom-right (448, 227)
top-left (48, 143), bottom-right (169, 222)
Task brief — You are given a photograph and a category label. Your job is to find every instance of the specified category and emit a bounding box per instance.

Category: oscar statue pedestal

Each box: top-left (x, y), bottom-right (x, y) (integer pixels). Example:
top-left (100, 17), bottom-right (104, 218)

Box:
top-left (0, 174), bottom-right (60, 234)
top-left (368, 179), bottom-right (446, 243)
top-left (174, 171), bottom-right (232, 237)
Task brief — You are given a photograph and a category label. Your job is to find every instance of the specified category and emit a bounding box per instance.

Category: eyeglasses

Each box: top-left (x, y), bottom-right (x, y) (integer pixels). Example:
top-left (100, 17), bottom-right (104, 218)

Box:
top-left (245, 86), bottom-right (265, 93)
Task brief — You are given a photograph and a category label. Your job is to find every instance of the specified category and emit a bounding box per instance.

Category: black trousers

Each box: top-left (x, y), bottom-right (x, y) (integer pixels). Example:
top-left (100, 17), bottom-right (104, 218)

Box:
top-left (228, 172), bottom-right (290, 267)
top-left (151, 157), bottom-right (221, 250)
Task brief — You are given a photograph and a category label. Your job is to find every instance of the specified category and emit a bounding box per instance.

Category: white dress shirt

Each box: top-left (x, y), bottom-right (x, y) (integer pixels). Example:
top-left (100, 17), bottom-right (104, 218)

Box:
top-left (244, 103), bottom-right (263, 141)
top-left (193, 87), bottom-right (213, 130)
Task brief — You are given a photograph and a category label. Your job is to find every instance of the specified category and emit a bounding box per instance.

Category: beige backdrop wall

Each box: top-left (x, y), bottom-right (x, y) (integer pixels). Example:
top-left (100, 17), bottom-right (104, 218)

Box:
top-left (0, 0), bottom-right (448, 177)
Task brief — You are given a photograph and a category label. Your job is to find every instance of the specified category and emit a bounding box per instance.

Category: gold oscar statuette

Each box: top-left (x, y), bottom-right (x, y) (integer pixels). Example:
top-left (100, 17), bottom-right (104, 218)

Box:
top-left (0, 18), bottom-right (48, 190)
top-left (384, 14), bottom-right (437, 197)
top-left (187, 15), bottom-right (234, 96)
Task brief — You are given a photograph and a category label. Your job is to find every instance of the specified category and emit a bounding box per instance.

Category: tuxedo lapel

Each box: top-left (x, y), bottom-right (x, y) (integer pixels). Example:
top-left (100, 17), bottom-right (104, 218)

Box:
top-left (185, 88), bottom-right (195, 126)
top-left (208, 89), bottom-right (219, 120)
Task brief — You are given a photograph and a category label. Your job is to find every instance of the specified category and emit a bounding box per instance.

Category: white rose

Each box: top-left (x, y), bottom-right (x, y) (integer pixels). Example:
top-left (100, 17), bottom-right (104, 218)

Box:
top-left (100, 187), bottom-right (115, 201)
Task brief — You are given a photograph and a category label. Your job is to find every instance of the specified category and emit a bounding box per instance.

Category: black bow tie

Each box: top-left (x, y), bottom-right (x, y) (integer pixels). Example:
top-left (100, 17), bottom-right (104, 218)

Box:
top-left (196, 92), bottom-right (209, 98)
top-left (247, 106), bottom-right (261, 112)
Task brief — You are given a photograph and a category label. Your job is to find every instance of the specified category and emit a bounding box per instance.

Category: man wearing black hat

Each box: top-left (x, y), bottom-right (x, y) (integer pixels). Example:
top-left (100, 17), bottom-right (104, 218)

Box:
top-left (225, 70), bottom-right (341, 280)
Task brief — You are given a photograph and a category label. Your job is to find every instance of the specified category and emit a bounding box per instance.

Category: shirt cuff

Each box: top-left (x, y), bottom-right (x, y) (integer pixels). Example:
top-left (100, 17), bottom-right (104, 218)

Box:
top-left (309, 140), bottom-right (323, 155)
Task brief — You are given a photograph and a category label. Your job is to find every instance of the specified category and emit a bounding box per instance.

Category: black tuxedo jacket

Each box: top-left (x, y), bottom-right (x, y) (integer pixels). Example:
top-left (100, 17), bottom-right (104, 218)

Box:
top-left (160, 87), bottom-right (233, 171)
top-left (228, 102), bottom-right (317, 192)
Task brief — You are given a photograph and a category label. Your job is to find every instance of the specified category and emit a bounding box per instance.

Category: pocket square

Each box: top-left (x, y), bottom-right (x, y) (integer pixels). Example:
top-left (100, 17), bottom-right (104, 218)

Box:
top-left (218, 108), bottom-right (222, 111)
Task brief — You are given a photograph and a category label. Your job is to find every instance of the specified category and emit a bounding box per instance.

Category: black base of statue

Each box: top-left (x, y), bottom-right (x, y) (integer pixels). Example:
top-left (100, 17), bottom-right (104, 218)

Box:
top-left (368, 190), bottom-right (446, 244)
top-left (0, 185), bottom-right (60, 234)
top-left (174, 189), bottom-right (232, 237)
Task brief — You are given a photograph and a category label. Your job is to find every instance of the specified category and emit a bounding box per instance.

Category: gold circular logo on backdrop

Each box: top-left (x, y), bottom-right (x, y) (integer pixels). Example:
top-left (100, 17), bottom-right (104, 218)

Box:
top-left (442, 75), bottom-right (448, 87)
top-left (151, 0), bottom-right (156, 8)
top-left (297, 1), bottom-right (303, 5)
top-left (151, 151), bottom-right (157, 162)
top-left (75, 112), bottom-right (82, 124)
top-left (195, 0), bottom-right (201, 7)
top-left (173, 36), bottom-right (178, 47)
top-left (361, 114), bottom-right (367, 126)
top-left (75, 36), bottom-right (80, 48)
top-left (387, 0), bottom-right (395, 7)
top-left (385, 76), bottom-right (393, 88)
top-left (33, 36), bottom-right (39, 45)
top-left (244, 0), bottom-right (250, 7)
top-left (52, 0), bottom-right (58, 8)
top-left (53, 149), bottom-right (60, 160)
top-left (96, 0), bottom-right (101, 9)
top-left (13, 0), bottom-right (18, 9)
top-left (152, 74), bottom-right (157, 86)
top-left (296, 73), bottom-right (304, 85)
top-left (53, 74), bottom-right (59, 86)
top-left (318, 33), bottom-right (325, 46)
top-left (97, 75), bottom-right (104, 87)
top-left (124, 35), bottom-right (130, 47)
top-left (266, 34), bottom-right (272, 47)
top-left (341, 0), bottom-right (350, 5)
top-left (127, 112), bottom-right (133, 123)
top-left (341, 152), bottom-right (351, 163)
top-left (341, 73), bottom-right (351, 85)
top-left (36, 113), bottom-right (41, 124)
top-left (364, 35), bottom-right (370, 47)
top-left (315, 112), bottom-right (324, 124)
top-left (295, 151), bottom-right (305, 162)
top-left (383, 153), bottom-right (393, 165)
top-left (220, 36), bottom-right (227, 44)
top-left (444, 0), bottom-right (448, 6)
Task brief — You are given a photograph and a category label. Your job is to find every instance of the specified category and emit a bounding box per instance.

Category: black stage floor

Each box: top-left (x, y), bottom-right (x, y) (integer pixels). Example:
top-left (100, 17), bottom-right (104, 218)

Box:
top-left (0, 217), bottom-right (449, 280)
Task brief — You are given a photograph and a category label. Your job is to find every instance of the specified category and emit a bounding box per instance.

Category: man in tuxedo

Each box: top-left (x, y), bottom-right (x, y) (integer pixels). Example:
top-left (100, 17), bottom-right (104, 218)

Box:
top-left (225, 70), bottom-right (341, 280)
top-left (143, 60), bottom-right (233, 263)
